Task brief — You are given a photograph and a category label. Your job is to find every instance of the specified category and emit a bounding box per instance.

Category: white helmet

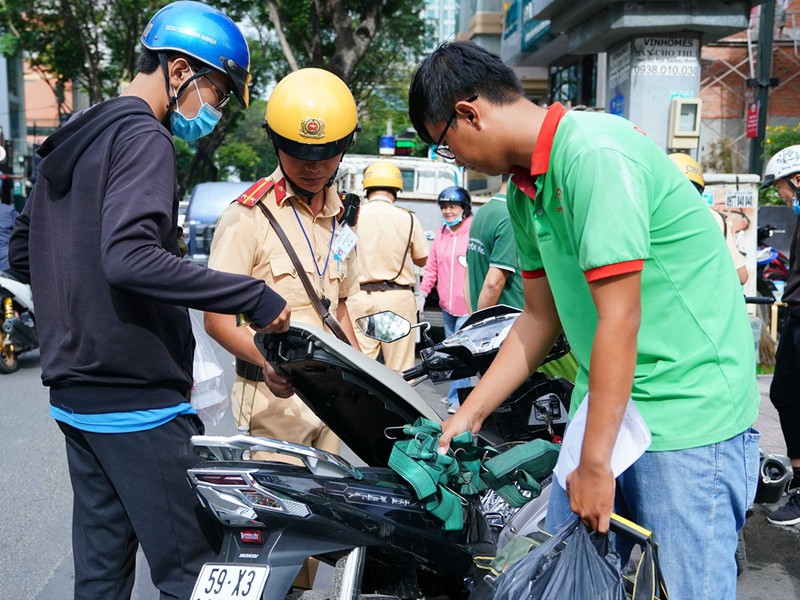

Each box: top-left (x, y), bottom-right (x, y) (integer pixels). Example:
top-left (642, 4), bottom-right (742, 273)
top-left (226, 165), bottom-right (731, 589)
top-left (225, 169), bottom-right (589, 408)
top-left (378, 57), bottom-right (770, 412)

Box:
top-left (761, 145), bottom-right (800, 189)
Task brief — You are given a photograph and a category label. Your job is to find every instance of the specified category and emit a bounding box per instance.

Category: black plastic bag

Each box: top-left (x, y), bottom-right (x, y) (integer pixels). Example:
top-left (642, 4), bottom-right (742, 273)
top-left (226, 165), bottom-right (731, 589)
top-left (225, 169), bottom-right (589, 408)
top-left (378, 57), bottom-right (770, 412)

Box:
top-left (493, 518), bottom-right (625, 600)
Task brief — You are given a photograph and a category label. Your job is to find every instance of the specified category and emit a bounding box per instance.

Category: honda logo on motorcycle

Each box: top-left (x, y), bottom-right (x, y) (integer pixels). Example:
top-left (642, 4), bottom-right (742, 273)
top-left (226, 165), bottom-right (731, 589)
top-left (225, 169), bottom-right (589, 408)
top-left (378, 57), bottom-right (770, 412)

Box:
top-left (239, 530), bottom-right (263, 544)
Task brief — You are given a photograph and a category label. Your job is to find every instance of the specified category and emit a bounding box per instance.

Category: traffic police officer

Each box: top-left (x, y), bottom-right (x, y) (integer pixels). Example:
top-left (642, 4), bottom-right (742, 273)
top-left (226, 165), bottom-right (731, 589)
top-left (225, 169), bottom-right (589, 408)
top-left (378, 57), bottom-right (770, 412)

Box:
top-left (204, 68), bottom-right (361, 464)
top-left (348, 161), bottom-right (428, 370)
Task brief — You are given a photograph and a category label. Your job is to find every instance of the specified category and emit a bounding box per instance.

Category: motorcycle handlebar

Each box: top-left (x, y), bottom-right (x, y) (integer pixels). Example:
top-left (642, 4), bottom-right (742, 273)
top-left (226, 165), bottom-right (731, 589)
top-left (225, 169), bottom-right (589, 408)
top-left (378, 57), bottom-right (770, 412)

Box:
top-left (744, 295), bottom-right (775, 305)
top-left (401, 363), bottom-right (428, 381)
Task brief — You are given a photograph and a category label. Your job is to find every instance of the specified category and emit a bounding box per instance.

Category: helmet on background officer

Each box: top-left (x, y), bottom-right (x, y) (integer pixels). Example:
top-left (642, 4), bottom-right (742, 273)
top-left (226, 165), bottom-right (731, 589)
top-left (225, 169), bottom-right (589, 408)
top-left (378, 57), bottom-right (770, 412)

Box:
top-left (437, 185), bottom-right (472, 218)
top-left (140, 0), bottom-right (252, 109)
top-left (668, 152), bottom-right (705, 194)
top-left (363, 161), bottom-right (403, 198)
top-left (263, 68), bottom-right (359, 198)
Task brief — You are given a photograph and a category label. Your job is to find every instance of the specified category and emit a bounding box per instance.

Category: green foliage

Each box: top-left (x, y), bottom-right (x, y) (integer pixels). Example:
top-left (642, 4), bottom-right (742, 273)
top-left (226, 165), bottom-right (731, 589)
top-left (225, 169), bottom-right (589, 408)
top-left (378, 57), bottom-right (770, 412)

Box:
top-left (215, 98), bottom-right (276, 182)
top-left (0, 32), bottom-right (18, 57)
top-left (760, 122), bottom-right (800, 205)
top-left (7, 0), bottom-right (429, 187)
top-left (217, 142), bottom-right (261, 181)
top-left (0, 0), bottom-right (163, 105)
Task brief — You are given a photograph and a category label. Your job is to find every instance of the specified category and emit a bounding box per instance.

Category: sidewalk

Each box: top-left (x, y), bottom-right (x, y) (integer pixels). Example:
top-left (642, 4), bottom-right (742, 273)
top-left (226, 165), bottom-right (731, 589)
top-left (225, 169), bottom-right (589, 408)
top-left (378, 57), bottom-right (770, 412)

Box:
top-left (755, 374), bottom-right (786, 455)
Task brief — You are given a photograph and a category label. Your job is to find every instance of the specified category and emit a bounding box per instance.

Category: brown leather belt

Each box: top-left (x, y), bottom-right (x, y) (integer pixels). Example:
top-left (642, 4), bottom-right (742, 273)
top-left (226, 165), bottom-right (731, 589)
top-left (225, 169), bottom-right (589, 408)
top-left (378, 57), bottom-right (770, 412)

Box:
top-left (235, 358), bottom-right (264, 382)
top-left (361, 281), bottom-right (414, 292)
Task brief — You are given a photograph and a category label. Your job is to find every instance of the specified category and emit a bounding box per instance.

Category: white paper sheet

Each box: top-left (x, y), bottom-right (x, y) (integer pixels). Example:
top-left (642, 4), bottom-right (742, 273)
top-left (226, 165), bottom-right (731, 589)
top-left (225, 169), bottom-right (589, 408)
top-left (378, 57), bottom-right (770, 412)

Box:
top-left (553, 394), bottom-right (652, 489)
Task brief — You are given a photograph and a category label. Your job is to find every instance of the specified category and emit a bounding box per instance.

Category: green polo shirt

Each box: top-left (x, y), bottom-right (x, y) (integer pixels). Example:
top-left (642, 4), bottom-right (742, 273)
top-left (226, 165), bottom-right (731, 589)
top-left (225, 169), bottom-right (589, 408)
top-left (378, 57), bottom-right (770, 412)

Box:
top-left (507, 103), bottom-right (758, 452)
top-left (466, 193), bottom-right (525, 311)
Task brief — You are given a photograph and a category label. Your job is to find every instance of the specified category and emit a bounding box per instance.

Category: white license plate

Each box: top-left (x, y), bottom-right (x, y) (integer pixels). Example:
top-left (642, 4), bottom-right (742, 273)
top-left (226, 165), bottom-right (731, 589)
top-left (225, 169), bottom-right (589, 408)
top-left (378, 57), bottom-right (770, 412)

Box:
top-left (191, 563), bottom-right (269, 600)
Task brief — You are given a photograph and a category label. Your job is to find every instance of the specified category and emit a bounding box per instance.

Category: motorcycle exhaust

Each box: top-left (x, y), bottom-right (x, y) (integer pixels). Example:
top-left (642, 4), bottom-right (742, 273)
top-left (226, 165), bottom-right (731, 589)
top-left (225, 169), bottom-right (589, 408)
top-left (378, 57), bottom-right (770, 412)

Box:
top-left (2, 315), bottom-right (37, 348)
top-left (755, 453), bottom-right (793, 504)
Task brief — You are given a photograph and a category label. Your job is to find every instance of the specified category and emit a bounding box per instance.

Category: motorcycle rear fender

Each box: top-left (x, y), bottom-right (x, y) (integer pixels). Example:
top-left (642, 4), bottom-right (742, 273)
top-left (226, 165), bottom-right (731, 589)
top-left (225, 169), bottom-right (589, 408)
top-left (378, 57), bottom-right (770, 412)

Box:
top-left (0, 278), bottom-right (34, 311)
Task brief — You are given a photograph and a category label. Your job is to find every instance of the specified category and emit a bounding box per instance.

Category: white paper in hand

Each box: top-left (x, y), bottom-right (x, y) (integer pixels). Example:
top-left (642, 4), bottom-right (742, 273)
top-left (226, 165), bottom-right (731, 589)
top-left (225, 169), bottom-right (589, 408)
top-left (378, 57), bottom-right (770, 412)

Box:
top-left (553, 394), bottom-right (652, 489)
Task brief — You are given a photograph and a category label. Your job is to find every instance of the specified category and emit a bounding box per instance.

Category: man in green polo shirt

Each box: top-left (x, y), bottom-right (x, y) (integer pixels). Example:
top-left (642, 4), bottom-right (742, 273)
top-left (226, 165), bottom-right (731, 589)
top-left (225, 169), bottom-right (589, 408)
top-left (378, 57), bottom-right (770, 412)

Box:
top-left (409, 41), bottom-right (759, 600)
top-left (467, 177), bottom-right (578, 382)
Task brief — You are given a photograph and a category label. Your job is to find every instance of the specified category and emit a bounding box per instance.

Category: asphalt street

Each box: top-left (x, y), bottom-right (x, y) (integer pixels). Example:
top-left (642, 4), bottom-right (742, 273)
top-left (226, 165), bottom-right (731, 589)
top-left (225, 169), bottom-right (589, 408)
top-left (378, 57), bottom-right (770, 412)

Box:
top-left (1, 340), bottom-right (798, 599)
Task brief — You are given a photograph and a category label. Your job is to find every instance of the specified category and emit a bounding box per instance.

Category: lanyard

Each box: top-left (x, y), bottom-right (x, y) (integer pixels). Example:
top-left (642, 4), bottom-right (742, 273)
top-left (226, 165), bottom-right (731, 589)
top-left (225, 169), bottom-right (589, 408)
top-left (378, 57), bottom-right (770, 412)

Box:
top-left (290, 202), bottom-right (336, 281)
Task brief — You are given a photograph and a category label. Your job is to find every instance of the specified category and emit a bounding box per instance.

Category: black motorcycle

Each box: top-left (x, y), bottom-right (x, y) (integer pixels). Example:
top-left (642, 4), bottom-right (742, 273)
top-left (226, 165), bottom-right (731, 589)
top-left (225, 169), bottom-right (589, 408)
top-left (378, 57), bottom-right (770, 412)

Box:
top-left (187, 305), bottom-right (572, 600)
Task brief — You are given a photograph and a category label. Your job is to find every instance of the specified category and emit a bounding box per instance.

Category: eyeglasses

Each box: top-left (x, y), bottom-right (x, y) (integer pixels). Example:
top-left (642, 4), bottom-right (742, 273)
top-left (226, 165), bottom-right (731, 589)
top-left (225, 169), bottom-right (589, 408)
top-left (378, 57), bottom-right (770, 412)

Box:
top-left (433, 95), bottom-right (477, 160)
top-left (203, 75), bottom-right (231, 110)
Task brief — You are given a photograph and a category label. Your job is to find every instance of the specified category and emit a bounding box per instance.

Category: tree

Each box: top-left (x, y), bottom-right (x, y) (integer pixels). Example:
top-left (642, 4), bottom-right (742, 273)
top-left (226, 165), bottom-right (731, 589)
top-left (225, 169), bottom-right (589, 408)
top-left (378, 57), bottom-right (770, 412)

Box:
top-left (0, 0), bottom-right (162, 112)
top-left (1, 0), bottom-right (430, 188)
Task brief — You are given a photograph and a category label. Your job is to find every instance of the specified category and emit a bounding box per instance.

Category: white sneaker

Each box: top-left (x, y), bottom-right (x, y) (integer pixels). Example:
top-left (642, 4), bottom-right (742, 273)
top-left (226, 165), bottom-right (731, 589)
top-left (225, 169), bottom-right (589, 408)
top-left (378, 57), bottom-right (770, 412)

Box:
top-left (447, 405), bottom-right (458, 414)
top-left (440, 397), bottom-right (449, 404)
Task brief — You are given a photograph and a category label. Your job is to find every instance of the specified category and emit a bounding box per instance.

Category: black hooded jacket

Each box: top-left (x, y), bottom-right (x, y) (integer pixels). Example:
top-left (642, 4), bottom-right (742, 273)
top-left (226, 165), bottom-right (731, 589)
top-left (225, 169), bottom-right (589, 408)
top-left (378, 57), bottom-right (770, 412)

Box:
top-left (9, 96), bottom-right (285, 413)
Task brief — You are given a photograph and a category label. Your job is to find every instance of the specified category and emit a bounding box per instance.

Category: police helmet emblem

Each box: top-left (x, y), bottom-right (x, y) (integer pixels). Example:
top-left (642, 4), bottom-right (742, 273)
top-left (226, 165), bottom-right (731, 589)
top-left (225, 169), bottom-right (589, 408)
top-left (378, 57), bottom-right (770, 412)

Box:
top-left (300, 117), bottom-right (325, 139)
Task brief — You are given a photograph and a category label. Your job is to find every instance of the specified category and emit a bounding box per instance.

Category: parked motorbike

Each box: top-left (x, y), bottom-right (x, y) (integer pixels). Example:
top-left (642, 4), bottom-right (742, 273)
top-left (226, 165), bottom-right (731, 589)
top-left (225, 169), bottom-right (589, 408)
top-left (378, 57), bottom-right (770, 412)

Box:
top-left (0, 269), bottom-right (37, 373)
top-left (187, 305), bottom-right (572, 600)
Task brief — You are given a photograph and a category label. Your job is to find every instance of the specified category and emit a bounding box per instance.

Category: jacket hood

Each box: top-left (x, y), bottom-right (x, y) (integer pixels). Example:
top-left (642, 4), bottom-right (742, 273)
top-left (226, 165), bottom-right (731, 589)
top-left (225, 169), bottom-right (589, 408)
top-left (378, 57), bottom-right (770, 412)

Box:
top-left (37, 96), bottom-right (161, 195)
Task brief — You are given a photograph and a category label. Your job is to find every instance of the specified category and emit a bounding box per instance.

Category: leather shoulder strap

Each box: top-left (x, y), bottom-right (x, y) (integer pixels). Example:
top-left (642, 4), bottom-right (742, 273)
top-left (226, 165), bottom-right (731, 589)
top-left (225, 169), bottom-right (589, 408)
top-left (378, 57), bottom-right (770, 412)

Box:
top-left (256, 202), bottom-right (352, 345)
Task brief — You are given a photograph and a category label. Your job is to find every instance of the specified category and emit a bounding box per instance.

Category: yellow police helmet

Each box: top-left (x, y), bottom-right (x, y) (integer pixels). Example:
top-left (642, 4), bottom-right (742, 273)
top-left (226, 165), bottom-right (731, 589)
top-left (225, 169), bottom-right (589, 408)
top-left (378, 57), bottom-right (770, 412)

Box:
top-left (668, 152), bottom-right (705, 192)
top-left (363, 161), bottom-right (403, 193)
top-left (265, 68), bottom-right (359, 161)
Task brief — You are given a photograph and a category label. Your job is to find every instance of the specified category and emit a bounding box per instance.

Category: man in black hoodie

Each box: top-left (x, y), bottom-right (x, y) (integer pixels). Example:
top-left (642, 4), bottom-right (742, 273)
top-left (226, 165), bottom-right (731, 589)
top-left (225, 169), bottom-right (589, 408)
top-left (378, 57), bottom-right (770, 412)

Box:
top-left (8, 2), bottom-right (289, 598)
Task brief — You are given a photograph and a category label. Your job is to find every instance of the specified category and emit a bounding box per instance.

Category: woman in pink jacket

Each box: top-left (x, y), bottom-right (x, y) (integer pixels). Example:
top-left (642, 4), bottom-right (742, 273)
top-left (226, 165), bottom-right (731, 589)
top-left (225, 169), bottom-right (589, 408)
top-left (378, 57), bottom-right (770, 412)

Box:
top-left (418, 186), bottom-right (472, 413)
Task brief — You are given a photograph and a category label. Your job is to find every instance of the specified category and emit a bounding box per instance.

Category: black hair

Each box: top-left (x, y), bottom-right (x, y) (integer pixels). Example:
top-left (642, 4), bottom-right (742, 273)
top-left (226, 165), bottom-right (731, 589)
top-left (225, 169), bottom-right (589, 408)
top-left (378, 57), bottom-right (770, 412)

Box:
top-left (137, 49), bottom-right (199, 75)
top-left (137, 48), bottom-right (162, 74)
top-left (408, 41), bottom-right (525, 145)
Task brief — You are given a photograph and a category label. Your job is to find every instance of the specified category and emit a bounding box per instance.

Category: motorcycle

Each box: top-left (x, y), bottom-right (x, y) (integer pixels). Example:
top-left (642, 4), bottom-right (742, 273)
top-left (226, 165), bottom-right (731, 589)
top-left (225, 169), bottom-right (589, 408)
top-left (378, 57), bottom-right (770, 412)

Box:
top-left (187, 305), bottom-right (572, 600)
top-left (0, 269), bottom-right (38, 373)
top-left (756, 224), bottom-right (790, 301)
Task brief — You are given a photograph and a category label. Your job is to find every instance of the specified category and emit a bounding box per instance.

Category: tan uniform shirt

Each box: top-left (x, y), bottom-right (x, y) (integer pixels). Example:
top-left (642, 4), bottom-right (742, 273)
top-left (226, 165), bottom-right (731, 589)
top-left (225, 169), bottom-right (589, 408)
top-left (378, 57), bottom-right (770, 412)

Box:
top-left (209, 167), bottom-right (360, 326)
top-left (207, 167), bottom-right (359, 466)
top-left (355, 197), bottom-right (428, 286)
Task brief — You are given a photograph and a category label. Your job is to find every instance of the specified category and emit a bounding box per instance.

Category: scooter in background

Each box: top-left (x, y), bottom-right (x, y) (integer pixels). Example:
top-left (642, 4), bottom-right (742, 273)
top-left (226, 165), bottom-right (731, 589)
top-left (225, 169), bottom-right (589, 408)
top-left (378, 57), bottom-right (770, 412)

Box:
top-left (0, 269), bottom-right (37, 373)
top-left (756, 224), bottom-right (790, 301)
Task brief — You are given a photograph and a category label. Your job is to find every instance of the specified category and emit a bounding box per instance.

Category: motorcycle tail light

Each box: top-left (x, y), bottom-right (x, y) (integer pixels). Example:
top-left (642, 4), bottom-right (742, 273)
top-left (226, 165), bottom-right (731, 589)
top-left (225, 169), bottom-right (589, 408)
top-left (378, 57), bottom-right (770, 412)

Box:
top-left (194, 473), bottom-right (249, 486)
top-left (189, 467), bottom-right (310, 526)
top-left (240, 488), bottom-right (284, 510)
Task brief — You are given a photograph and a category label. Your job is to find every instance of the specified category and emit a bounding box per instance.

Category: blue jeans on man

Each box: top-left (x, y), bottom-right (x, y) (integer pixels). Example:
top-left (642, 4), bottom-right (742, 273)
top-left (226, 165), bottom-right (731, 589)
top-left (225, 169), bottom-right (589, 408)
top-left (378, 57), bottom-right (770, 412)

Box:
top-left (545, 427), bottom-right (760, 600)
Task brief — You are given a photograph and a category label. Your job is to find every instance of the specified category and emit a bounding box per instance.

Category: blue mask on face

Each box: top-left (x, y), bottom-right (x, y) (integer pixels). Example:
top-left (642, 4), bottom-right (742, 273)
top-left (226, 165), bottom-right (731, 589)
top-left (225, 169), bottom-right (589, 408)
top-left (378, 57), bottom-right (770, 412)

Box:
top-left (171, 102), bottom-right (222, 142)
top-left (442, 215), bottom-right (463, 228)
top-left (170, 77), bottom-right (222, 142)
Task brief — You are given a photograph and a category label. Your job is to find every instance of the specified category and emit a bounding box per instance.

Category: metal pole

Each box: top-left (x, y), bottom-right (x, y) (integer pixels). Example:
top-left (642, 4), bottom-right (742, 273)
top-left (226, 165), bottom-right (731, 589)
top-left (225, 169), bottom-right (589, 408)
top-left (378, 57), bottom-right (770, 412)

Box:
top-left (748, 0), bottom-right (776, 175)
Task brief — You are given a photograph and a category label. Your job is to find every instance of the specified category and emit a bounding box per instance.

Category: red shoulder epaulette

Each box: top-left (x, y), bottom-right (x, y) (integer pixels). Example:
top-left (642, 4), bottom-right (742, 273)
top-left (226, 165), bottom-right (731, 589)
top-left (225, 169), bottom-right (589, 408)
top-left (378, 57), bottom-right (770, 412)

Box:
top-left (236, 177), bottom-right (275, 207)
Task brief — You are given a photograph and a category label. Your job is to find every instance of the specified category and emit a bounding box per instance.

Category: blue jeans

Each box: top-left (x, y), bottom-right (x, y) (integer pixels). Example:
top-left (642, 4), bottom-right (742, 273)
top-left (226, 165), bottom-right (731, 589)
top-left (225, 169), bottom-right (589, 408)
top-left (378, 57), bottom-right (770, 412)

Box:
top-left (442, 310), bottom-right (470, 408)
top-left (545, 427), bottom-right (760, 600)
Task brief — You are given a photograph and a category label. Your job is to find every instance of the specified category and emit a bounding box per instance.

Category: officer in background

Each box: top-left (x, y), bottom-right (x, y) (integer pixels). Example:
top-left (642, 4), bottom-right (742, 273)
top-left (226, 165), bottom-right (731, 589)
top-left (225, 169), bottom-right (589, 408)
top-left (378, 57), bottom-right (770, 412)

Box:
top-left (348, 161), bottom-right (428, 370)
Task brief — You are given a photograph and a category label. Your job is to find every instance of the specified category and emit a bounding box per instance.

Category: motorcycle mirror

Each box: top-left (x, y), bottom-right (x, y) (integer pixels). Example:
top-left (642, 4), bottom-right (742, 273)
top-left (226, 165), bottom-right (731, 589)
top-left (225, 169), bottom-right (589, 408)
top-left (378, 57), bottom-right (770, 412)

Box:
top-left (355, 310), bottom-right (413, 343)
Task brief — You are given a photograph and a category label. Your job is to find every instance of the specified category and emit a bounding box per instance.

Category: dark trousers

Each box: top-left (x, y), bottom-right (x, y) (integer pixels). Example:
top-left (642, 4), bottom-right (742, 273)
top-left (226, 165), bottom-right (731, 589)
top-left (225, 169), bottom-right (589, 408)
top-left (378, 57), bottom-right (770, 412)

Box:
top-left (770, 313), bottom-right (800, 459)
top-left (58, 414), bottom-right (221, 600)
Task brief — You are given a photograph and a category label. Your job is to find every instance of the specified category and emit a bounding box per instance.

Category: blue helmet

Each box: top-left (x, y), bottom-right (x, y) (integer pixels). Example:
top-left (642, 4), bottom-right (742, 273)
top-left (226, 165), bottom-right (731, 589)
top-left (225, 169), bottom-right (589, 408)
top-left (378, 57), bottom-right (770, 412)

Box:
top-left (141, 1), bottom-right (252, 107)
top-left (437, 186), bottom-right (471, 207)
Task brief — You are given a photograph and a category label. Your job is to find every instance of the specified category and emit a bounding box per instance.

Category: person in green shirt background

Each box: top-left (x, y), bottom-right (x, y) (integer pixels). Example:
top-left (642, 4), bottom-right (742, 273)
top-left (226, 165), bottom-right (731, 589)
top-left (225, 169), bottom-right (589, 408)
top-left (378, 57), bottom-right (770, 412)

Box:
top-left (466, 175), bottom-right (523, 311)
top-left (409, 40), bottom-right (759, 600)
